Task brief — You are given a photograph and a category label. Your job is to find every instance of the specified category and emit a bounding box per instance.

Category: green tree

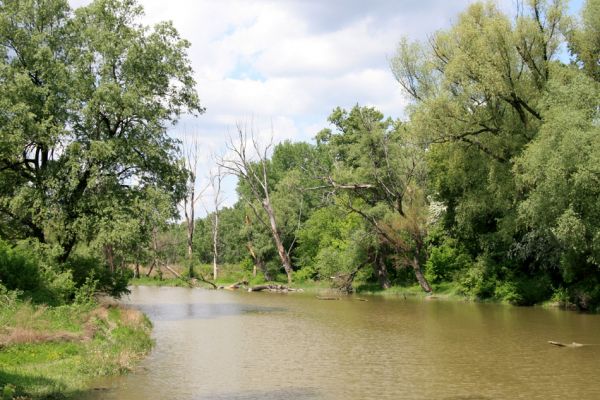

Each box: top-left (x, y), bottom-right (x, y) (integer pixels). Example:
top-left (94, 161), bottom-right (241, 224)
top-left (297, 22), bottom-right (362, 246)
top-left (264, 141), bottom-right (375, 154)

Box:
top-left (316, 106), bottom-right (432, 291)
top-left (0, 0), bottom-right (202, 263)
top-left (514, 65), bottom-right (600, 309)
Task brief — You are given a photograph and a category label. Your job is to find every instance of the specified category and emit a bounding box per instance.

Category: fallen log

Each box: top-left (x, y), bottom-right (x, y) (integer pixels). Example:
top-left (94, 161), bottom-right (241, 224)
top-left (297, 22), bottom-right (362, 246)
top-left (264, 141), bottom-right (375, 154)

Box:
top-left (316, 296), bottom-right (340, 300)
top-left (247, 284), bottom-right (303, 293)
top-left (548, 340), bottom-right (584, 348)
top-left (248, 284), bottom-right (280, 292)
top-left (219, 281), bottom-right (248, 290)
top-left (196, 276), bottom-right (218, 289)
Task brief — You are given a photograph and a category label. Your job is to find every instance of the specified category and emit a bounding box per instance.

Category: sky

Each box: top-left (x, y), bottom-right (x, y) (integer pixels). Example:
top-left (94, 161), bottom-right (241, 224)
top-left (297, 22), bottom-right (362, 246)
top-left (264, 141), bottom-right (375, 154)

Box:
top-left (70, 0), bottom-right (584, 214)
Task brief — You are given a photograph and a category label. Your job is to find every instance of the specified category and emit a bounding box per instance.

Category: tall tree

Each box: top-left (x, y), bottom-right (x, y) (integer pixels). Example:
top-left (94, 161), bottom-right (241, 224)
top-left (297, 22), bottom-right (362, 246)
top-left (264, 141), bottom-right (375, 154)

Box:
top-left (0, 0), bottom-right (202, 262)
top-left (390, 0), bottom-right (563, 261)
top-left (316, 106), bottom-right (432, 292)
top-left (218, 125), bottom-right (294, 284)
top-left (181, 139), bottom-right (204, 278)
top-left (206, 165), bottom-right (224, 280)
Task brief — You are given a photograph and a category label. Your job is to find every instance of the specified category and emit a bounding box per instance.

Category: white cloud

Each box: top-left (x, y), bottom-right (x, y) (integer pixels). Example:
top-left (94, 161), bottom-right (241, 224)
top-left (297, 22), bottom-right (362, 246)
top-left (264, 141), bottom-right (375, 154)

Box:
top-left (69, 0), bottom-right (522, 215)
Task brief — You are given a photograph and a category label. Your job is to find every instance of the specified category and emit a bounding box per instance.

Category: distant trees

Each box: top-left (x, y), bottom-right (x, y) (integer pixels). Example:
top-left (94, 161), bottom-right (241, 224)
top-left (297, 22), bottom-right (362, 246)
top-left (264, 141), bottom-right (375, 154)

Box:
top-left (186, 0), bottom-right (600, 310)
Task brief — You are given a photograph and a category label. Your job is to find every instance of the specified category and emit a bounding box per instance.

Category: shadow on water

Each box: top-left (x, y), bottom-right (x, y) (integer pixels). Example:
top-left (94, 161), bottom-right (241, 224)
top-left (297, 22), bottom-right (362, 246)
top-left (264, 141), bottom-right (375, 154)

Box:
top-left (194, 387), bottom-right (320, 400)
top-left (130, 302), bottom-right (286, 321)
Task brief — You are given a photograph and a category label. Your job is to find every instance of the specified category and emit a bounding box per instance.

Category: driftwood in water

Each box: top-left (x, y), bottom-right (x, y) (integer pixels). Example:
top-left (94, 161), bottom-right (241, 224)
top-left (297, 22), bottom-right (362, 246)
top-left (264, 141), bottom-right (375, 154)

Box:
top-left (548, 341), bottom-right (585, 348)
top-left (247, 284), bottom-right (303, 293)
top-left (316, 296), bottom-right (340, 300)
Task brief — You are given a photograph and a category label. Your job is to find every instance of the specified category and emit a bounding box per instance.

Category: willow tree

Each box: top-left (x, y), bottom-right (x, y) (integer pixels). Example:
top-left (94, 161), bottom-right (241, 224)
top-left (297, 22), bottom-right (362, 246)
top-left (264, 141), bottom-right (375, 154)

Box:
top-left (316, 106), bottom-right (432, 292)
top-left (0, 0), bottom-right (202, 262)
top-left (391, 1), bottom-right (563, 257)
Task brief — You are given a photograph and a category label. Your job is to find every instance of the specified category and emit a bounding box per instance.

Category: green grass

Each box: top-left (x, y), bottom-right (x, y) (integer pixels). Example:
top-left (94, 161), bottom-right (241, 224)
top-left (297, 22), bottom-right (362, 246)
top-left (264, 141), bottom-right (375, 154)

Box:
top-left (0, 300), bottom-right (153, 399)
top-left (354, 281), bottom-right (468, 300)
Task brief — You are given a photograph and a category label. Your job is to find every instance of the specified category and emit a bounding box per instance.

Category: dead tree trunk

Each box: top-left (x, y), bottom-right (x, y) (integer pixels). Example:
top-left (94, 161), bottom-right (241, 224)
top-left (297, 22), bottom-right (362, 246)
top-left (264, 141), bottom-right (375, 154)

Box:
top-left (218, 125), bottom-right (294, 285)
top-left (263, 199), bottom-right (293, 284)
top-left (247, 242), bottom-right (270, 281)
top-left (208, 166), bottom-right (224, 281)
top-left (181, 140), bottom-right (204, 279)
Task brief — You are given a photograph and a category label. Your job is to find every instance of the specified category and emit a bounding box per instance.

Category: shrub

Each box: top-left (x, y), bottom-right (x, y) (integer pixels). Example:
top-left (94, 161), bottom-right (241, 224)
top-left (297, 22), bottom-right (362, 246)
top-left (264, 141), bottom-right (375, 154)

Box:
top-left (0, 239), bottom-right (42, 293)
top-left (425, 242), bottom-right (472, 284)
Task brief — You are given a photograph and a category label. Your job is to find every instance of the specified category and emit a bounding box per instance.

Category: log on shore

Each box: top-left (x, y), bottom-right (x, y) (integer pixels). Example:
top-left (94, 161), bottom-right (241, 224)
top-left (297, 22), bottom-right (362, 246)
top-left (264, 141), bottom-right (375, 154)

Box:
top-left (218, 281), bottom-right (249, 290)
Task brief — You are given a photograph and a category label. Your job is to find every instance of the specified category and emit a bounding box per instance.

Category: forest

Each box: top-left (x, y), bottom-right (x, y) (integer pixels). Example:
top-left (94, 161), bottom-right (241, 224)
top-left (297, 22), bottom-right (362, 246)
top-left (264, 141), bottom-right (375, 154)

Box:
top-left (1, 0), bottom-right (600, 312)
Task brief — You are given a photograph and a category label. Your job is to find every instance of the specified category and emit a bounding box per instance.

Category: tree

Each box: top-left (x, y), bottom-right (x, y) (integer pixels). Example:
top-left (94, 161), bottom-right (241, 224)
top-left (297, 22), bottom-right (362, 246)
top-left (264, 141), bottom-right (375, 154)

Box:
top-left (218, 125), bottom-right (294, 284)
top-left (315, 106), bottom-right (432, 292)
top-left (180, 139), bottom-right (204, 278)
top-left (565, 0), bottom-right (600, 81)
top-left (205, 165), bottom-right (225, 280)
top-left (514, 65), bottom-right (600, 309)
top-left (390, 0), bottom-right (567, 295)
top-left (0, 0), bottom-right (202, 264)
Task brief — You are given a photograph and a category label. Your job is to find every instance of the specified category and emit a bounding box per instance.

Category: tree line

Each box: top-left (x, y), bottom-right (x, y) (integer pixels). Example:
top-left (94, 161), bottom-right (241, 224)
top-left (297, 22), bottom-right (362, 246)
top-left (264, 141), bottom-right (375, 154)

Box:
top-left (1, 0), bottom-right (599, 311)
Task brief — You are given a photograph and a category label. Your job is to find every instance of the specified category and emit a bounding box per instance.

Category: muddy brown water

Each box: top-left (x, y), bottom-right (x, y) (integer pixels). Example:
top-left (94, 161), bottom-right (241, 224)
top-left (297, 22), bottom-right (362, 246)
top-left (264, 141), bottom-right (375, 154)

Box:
top-left (86, 286), bottom-right (600, 400)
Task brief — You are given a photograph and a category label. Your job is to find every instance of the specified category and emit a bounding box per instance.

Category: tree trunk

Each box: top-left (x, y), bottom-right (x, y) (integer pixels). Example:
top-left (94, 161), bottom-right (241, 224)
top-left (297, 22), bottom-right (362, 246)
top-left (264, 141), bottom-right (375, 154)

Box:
top-left (186, 194), bottom-right (195, 278)
top-left (104, 244), bottom-right (115, 273)
top-left (411, 257), bottom-right (432, 293)
top-left (146, 260), bottom-right (155, 277)
top-left (247, 242), bottom-right (269, 281)
top-left (212, 210), bottom-right (219, 280)
top-left (376, 256), bottom-right (391, 289)
top-left (263, 199), bottom-right (293, 284)
top-left (134, 262), bottom-right (140, 278)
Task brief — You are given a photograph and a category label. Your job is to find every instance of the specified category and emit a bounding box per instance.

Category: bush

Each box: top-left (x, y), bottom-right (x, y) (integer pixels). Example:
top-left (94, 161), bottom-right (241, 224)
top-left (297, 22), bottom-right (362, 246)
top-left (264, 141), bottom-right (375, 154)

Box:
top-left (63, 253), bottom-right (131, 298)
top-left (0, 239), bottom-right (43, 293)
top-left (425, 242), bottom-right (471, 284)
top-left (457, 257), bottom-right (496, 299)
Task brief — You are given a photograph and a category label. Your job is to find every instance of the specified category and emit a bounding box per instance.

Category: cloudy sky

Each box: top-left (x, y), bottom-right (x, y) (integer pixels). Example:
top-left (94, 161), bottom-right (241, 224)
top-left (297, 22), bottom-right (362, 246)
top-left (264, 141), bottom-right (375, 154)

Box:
top-left (72, 0), bottom-right (585, 212)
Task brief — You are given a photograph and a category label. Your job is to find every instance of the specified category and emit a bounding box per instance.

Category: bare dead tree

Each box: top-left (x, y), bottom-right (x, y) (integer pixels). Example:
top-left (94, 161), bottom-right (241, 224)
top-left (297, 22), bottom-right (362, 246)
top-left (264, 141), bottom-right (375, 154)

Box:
top-left (217, 123), bottom-right (294, 285)
top-left (202, 164), bottom-right (225, 281)
top-left (180, 139), bottom-right (205, 278)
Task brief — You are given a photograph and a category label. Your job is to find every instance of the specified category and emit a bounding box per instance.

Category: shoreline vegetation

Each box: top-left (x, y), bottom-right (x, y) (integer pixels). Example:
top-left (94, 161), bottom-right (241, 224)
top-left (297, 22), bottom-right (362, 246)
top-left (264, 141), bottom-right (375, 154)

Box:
top-left (0, 294), bottom-right (153, 400)
top-left (129, 263), bottom-right (576, 311)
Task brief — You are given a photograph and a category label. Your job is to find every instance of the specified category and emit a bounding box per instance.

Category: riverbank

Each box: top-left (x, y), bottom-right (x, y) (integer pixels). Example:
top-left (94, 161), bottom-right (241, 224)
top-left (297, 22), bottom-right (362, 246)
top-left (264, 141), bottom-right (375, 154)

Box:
top-left (0, 298), bottom-right (153, 399)
top-left (129, 275), bottom-right (578, 311)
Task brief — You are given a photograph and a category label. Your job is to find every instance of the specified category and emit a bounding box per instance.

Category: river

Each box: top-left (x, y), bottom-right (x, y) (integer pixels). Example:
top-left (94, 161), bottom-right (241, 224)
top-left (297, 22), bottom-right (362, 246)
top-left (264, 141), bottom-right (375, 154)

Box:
top-left (87, 286), bottom-right (600, 399)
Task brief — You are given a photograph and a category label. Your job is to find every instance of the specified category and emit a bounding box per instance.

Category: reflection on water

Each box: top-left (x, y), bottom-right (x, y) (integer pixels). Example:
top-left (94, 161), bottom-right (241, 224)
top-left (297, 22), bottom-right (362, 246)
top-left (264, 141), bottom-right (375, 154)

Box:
top-left (194, 387), bottom-right (319, 400)
top-left (131, 302), bottom-right (285, 321)
top-left (87, 286), bottom-right (600, 400)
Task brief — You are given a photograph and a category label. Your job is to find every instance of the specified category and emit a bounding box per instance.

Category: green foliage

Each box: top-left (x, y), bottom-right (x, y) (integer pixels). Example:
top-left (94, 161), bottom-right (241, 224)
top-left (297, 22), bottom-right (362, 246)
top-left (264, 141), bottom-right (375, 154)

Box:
top-left (63, 252), bottom-right (131, 298)
top-left (0, 239), bottom-right (42, 293)
top-left (425, 238), bottom-right (472, 284)
top-left (0, 301), bottom-right (153, 398)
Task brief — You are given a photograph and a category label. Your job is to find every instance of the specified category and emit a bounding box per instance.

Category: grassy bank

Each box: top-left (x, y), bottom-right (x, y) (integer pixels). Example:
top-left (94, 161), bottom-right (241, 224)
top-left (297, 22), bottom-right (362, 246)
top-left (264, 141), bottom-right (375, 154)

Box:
top-left (0, 296), bottom-right (153, 400)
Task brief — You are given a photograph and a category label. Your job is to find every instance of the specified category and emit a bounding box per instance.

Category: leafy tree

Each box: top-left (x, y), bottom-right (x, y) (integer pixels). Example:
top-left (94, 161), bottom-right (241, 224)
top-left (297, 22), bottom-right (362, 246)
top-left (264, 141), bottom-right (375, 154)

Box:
top-left (565, 0), bottom-right (600, 81)
top-left (514, 65), bottom-right (600, 309)
top-left (316, 106), bottom-right (432, 291)
top-left (0, 0), bottom-right (202, 264)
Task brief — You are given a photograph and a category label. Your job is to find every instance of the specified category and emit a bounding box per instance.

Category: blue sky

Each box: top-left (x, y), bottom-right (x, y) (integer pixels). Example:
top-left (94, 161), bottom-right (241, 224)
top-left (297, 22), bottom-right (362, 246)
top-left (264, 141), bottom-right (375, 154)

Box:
top-left (71, 0), bottom-right (586, 214)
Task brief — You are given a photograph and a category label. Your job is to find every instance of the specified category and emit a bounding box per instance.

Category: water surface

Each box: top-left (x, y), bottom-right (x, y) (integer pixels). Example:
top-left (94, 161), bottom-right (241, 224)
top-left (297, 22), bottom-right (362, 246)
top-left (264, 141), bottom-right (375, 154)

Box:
top-left (88, 286), bottom-right (600, 399)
